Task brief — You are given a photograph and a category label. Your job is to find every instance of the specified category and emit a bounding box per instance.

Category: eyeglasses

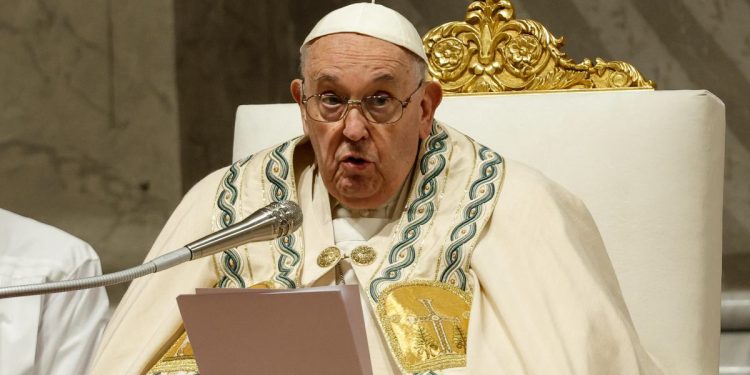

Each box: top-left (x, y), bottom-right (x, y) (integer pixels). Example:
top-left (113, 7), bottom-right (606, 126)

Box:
top-left (300, 81), bottom-right (423, 124)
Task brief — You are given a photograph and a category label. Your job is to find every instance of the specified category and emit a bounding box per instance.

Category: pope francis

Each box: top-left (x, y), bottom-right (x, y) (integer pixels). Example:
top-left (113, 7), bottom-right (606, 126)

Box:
top-left (91, 3), bottom-right (661, 374)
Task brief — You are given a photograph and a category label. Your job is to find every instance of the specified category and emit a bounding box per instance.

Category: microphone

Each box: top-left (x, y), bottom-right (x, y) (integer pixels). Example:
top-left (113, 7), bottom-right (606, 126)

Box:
top-left (0, 200), bottom-right (302, 299)
top-left (186, 200), bottom-right (302, 259)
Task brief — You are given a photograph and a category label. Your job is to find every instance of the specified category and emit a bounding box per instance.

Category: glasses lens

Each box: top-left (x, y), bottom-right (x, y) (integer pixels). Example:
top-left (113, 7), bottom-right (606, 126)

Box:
top-left (306, 95), bottom-right (346, 122)
top-left (362, 96), bottom-right (401, 124)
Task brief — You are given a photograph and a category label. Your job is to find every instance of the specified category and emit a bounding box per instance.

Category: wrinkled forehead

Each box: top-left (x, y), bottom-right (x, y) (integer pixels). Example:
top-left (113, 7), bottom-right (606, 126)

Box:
top-left (302, 33), bottom-right (419, 85)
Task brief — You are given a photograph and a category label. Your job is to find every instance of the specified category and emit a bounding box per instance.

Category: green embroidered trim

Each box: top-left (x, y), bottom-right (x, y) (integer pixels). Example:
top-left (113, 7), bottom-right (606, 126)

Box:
top-left (440, 146), bottom-right (503, 290)
top-left (266, 142), bottom-right (291, 201)
top-left (265, 141), bottom-right (302, 288)
top-left (369, 121), bottom-right (449, 301)
top-left (216, 154), bottom-right (253, 288)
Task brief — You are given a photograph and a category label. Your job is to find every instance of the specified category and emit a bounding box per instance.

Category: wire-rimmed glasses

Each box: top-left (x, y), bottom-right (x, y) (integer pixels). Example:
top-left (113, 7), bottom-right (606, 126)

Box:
top-left (300, 81), bottom-right (424, 124)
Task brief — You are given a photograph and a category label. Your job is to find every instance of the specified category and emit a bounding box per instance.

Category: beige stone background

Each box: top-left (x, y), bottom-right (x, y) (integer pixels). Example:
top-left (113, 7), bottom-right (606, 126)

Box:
top-left (0, 0), bottom-right (748, 307)
top-left (0, 0), bottom-right (181, 302)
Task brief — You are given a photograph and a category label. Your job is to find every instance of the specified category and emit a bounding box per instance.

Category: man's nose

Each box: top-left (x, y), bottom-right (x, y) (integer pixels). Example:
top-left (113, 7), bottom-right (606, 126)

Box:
top-left (341, 104), bottom-right (369, 141)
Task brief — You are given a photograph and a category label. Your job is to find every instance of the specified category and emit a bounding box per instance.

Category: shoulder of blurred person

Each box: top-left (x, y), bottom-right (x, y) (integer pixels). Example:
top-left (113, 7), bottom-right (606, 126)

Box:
top-left (0, 208), bottom-right (109, 375)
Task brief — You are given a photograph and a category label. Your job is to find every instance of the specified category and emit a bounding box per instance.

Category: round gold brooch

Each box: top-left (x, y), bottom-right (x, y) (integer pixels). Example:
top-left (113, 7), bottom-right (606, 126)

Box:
top-left (317, 246), bottom-right (341, 267)
top-left (351, 245), bottom-right (376, 266)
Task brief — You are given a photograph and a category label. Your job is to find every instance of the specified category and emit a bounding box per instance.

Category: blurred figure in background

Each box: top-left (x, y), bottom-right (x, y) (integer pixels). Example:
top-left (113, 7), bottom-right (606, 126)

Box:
top-left (0, 208), bottom-right (109, 375)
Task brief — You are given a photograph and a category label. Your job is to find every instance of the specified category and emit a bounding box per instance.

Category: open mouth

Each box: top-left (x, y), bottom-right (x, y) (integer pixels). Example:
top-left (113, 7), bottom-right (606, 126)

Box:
top-left (344, 156), bottom-right (368, 165)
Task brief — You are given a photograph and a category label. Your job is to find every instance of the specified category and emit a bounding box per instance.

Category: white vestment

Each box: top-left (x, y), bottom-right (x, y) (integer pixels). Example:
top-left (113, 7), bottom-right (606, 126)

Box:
top-left (92, 122), bottom-right (660, 374)
top-left (0, 208), bottom-right (109, 375)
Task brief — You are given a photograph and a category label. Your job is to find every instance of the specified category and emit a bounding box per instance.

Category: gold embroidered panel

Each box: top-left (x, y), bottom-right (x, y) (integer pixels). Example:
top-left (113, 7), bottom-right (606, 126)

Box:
top-left (376, 281), bottom-right (472, 373)
top-left (423, 0), bottom-right (655, 93)
top-left (147, 330), bottom-right (198, 375)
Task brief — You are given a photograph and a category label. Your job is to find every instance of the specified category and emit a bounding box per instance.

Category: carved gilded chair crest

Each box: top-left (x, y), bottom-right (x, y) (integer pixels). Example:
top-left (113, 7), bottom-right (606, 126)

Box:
top-left (423, 0), bottom-right (655, 94)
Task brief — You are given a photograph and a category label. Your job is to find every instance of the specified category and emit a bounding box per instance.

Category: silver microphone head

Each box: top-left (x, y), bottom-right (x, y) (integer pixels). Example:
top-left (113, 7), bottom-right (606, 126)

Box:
top-left (272, 200), bottom-right (303, 236)
top-left (186, 200), bottom-right (304, 259)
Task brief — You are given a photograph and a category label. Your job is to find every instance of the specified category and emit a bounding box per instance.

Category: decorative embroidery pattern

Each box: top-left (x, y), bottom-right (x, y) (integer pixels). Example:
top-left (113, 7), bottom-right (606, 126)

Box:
top-left (376, 280), bottom-right (471, 373)
top-left (147, 330), bottom-right (198, 374)
top-left (369, 122), bottom-right (449, 301)
top-left (440, 146), bottom-right (503, 290)
top-left (266, 143), bottom-right (291, 201)
top-left (266, 142), bottom-right (302, 288)
top-left (216, 155), bottom-right (253, 288)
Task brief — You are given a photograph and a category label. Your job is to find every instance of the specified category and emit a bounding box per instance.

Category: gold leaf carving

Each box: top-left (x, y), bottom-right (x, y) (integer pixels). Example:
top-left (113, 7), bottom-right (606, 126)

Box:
top-left (422, 0), bottom-right (655, 94)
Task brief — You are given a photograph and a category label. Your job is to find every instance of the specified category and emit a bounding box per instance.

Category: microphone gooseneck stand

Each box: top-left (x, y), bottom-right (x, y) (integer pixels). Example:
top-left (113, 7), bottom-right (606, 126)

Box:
top-left (0, 200), bottom-right (302, 299)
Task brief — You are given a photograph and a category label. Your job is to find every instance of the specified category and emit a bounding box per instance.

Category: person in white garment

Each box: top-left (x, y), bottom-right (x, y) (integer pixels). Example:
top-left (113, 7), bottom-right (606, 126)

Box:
top-left (0, 208), bottom-right (109, 375)
top-left (92, 3), bottom-right (661, 374)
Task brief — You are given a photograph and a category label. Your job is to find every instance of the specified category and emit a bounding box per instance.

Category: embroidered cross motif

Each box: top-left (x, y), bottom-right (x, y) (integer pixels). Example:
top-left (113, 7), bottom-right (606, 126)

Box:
top-left (376, 280), bottom-right (471, 372)
top-left (409, 298), bottom-right (459, 355)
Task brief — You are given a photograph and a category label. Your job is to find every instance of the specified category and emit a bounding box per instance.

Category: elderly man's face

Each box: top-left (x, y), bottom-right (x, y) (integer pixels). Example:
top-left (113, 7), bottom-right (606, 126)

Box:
top-left (291, 33), bottom-right (441, 209)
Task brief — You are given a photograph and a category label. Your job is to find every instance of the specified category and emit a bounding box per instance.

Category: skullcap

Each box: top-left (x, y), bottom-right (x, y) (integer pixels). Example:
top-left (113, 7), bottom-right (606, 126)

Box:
top-left (302, 2), bottom-right (428, 63)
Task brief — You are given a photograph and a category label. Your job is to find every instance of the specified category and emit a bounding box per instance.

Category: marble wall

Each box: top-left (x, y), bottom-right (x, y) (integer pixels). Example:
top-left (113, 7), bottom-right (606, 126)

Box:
top-left (0, 0), bottom-right (180, 302)
top-left (1, 0), bottom-right (748, 305)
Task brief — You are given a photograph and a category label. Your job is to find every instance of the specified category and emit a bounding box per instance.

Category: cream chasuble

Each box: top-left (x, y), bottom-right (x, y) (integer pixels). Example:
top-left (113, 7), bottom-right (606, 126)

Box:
top-left (91, 121), bottom-right (661, 375)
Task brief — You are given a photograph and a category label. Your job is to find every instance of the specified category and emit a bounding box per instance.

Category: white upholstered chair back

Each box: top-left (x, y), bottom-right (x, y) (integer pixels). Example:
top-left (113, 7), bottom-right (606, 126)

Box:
top-left (233, 89), bottom-right (725, 374)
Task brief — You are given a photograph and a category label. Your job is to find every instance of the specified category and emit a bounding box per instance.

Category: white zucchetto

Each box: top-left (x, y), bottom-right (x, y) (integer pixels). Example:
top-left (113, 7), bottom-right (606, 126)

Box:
top-left (302, 2), bottom-right (428, 63)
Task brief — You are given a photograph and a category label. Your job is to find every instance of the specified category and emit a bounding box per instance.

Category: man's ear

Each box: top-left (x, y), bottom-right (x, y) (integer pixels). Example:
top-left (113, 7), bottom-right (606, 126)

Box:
top-left (290, 79), bottom-right (309, 135)
top-left (418, 81), bottom-right (443, 139)
top-left (290, 79), bottom-right (304, 104)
